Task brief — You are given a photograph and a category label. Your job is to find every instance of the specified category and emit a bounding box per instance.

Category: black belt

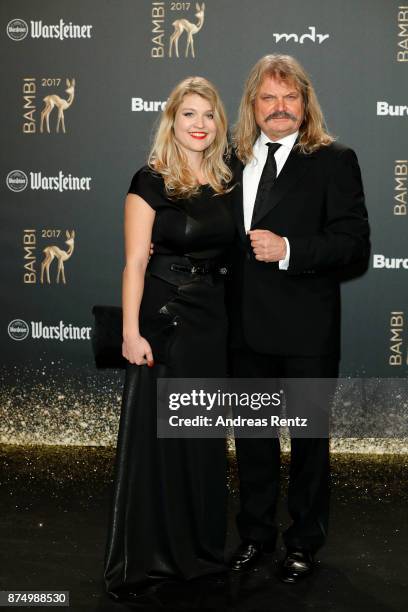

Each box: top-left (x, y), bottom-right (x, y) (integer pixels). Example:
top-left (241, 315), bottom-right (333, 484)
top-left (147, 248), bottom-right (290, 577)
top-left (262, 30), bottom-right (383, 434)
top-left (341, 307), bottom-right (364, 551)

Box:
top-left (147, 254), bottom-right (228, 285)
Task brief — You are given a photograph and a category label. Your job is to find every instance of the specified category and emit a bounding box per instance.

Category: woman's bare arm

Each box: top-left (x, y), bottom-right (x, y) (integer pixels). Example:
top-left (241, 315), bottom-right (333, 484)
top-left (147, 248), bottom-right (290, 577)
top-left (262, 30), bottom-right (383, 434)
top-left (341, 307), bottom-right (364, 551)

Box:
top-left (122, 193), bottom-right (156, 365)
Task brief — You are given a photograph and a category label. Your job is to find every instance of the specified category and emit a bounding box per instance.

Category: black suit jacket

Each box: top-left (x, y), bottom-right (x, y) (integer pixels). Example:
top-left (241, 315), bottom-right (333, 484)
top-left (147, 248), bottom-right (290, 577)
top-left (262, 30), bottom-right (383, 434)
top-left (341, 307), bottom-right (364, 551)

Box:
top-left (228, 141), bottom-right (370, 358)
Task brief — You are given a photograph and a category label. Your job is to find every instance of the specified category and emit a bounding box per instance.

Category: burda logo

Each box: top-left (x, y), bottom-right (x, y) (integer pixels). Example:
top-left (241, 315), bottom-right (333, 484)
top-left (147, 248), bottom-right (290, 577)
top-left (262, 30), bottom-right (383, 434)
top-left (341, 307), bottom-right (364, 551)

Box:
top-left (273, 26), bottom-right (329, 44)
top-left (7, 170), bottom-right (91, 192)
top-left (6, 170), bottom-right (28, 192)
top-left (373, 254), bottom-right (408, 269)
top-left (7, 19), bottom-right (93, 41)
top-left (6, 19), bottom-right (28, 41)
top-left (8, 319), bottom-right (91, 341)
top-left (131, 98), bottom-right (167, 112)
top-left (8, 319), bottom-right (29, 341)
top-left (377, 101), bottom-right (408, 116)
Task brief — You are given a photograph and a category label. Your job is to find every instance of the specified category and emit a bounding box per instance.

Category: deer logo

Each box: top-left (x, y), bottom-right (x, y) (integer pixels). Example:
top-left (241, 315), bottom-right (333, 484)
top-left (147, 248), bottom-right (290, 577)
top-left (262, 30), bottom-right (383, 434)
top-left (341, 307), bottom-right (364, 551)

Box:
top-left (169, 2), bottom-right (205, 58)
top-left (40, 230), bottom-right (75, 284)
top-left (40, 78), bottom-right (75, 134)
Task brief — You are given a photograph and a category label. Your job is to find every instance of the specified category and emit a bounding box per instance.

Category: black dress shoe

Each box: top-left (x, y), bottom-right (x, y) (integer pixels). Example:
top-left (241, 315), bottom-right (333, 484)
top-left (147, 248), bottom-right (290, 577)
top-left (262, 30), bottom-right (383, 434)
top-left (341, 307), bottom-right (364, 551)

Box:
top-left (278, 548), bottom-right (314, 584)
top-left (229, 541), bottom-right (265, 572)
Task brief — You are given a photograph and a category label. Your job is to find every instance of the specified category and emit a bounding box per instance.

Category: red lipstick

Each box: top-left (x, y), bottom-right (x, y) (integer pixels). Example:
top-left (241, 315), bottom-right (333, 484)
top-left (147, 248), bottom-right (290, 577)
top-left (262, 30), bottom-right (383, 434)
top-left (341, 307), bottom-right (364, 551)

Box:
top-left (190, 132), bottom-right (207, 139)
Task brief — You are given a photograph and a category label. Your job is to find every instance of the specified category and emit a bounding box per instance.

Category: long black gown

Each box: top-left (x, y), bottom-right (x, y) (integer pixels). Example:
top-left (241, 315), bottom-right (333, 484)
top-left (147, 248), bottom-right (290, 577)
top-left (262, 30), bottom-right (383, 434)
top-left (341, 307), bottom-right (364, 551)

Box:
top-left (104, 166), bottom-right (236, 595)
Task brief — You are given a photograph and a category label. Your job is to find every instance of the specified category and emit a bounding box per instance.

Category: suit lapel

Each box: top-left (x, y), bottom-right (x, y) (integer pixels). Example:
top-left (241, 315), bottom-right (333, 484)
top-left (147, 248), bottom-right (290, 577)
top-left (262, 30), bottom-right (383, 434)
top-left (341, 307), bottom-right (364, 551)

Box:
top-left (251, 146), bottom-right (316, 228)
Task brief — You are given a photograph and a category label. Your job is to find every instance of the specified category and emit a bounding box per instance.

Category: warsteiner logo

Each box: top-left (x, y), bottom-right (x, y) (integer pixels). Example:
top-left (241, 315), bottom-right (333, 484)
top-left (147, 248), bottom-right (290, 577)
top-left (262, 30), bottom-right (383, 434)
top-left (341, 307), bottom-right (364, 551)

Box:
top-left (6, 19), bottom-right (28, 41)
top-left (151, 2), bottom-right (206, 59)
top-left (7, 19), bottom-right (93, 41)
top-left (7, 170), bottom-right (92, 192)
top-left (8, 319), bottom-right (29, 341)
top-left (6, 170), bottom-right (28, 192)
top-left (8, 319), bottom-right (91, 342)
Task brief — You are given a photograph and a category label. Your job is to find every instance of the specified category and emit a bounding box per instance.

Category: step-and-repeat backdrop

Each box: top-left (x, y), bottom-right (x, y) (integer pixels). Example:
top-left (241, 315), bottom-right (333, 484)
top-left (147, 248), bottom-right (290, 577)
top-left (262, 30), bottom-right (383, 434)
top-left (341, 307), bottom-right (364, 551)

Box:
top-left (1, 0), bottom-right (407, 446)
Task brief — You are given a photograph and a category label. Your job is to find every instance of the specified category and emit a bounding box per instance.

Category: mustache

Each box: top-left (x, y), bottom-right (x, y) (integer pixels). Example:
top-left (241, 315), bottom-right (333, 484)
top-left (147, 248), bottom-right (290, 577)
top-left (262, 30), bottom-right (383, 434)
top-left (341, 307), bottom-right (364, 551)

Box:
top-left (265, 111), bottom-right (297, 121)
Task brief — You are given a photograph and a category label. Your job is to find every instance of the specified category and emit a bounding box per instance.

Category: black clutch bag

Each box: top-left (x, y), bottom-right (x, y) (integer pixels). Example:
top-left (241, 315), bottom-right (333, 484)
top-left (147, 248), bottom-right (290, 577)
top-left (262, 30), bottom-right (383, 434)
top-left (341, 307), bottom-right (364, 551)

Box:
top-left (91, 305), bottom-right (179, 369)
top-left (91, 306), bottom-right (125, 369)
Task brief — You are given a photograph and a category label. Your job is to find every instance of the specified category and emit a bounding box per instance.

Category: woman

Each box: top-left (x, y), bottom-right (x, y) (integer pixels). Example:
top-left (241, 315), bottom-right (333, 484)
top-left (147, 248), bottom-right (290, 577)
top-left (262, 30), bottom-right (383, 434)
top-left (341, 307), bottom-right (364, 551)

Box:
top-left (104, 77), bottom-right (235, 599)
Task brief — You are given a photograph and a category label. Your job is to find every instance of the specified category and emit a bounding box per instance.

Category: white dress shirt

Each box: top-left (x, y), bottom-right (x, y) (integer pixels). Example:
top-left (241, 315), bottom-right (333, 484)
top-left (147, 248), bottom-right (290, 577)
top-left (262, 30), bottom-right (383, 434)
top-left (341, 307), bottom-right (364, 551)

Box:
top-left (243, 130), bottom-right (298, 269)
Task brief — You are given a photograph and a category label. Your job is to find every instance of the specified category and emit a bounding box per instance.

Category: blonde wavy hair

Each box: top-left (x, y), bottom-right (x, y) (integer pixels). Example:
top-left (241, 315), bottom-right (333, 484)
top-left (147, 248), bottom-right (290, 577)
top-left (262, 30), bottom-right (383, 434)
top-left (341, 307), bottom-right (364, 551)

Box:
top-left (233, 54), bottom-right (334, 163)
top-left (148, 76), bottom-right (232, 199)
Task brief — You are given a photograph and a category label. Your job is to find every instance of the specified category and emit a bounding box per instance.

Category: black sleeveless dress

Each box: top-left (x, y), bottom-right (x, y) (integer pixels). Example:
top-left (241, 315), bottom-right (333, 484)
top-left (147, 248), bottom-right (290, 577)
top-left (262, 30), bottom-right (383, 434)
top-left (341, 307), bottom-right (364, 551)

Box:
top-left (104, 167), bottom-right (236, 596)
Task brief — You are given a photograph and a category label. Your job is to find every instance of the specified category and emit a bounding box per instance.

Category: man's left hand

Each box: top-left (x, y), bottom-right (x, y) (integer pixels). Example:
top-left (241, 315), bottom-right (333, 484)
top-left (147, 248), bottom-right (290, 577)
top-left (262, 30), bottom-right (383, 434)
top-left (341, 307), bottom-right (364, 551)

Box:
top-left (248, 229), bottom-right (286, 262)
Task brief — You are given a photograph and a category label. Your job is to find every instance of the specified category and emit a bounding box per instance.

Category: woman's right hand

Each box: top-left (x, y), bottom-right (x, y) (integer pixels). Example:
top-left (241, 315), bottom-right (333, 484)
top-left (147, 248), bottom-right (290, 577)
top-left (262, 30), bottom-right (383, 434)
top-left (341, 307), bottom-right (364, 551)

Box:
top-left (122, 333), bottom-right (154, 367)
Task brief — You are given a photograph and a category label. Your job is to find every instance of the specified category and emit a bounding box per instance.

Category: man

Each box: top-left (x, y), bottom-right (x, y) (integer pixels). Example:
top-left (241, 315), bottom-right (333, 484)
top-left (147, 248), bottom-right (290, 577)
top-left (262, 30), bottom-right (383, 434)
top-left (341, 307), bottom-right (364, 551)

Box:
top-left (228, 54), bottom-right (370, 583)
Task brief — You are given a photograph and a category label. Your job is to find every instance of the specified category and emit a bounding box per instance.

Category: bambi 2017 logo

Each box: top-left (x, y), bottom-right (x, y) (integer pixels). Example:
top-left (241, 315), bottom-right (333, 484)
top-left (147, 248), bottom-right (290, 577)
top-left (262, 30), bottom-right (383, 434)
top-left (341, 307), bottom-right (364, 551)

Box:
top-left (23, 229), bottom-right (76, 285)
top-left (151, 2), bottom-right (206, 59)
top-left (23, 78), bottom-right (76, 135)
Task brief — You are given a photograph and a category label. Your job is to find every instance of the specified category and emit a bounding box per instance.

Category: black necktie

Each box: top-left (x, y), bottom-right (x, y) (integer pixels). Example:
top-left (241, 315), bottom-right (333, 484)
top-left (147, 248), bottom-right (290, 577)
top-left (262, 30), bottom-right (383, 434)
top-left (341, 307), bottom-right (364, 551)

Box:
top-left (251, 142), bottom-right (281, 228)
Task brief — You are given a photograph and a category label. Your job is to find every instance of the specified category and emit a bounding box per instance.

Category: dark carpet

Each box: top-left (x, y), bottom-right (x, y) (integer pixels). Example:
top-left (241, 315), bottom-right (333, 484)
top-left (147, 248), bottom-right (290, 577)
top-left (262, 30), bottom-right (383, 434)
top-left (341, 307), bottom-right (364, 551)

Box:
top-left (0, 446), bottom-right (407, 611)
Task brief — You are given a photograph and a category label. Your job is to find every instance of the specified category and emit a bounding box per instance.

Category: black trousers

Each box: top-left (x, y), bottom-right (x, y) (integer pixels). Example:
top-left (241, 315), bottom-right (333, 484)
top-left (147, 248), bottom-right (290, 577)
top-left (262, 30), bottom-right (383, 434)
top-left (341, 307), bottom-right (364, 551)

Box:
top-left (232, 346), bottom-right (339, 554)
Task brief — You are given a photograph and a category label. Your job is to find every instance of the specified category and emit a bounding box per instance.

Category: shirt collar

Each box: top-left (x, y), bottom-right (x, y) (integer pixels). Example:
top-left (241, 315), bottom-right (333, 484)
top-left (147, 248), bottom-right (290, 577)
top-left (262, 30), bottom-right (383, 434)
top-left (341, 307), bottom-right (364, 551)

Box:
top-left (259, 130), bottom-right (299, 149)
